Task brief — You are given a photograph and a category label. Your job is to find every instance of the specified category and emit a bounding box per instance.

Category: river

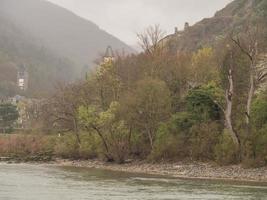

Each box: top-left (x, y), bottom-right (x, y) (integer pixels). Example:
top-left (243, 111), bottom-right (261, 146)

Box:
top-left (0, 163), bottom-right (267, 200)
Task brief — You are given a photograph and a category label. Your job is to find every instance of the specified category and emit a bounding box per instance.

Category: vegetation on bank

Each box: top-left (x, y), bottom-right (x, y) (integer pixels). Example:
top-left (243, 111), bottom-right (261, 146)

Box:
top-left (0, 133), bottom-right (98, 162)
top-left (1, 1), bottom-right (267, 167)
top-left (0, 103), bottom-right (19, 133)
top-left (1, 23), bottom-right (266, 167)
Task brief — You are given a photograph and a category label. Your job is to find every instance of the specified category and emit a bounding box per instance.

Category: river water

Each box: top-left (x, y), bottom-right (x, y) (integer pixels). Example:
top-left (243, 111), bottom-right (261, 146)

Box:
top-left (0, 163), bottom-right (267, 200)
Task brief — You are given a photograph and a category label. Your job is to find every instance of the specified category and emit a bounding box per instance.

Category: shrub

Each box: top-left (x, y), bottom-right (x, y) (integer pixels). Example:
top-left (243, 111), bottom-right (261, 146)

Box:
top-left (54, 134), bottom-right (80, 159)
top-left (0, 134), bottom-right (55, 161)
top-left (189, 122), bottom-right (221, 161)
top-left (251, 94), bottom-right (267, 129)
top-left (130, 131), bottom-right (151, 159)
top-left (150, 125), bottom-right (184, 161)
top-left (215, 130), bottom-right (239, 165)
top-left (150, 113), bottom-right (194, 161)
top-left (79, 133), bottom-right (99, 159)
top-left (244, 125), bottom-right (267, 167)
top-left (186, 83), bottom-right (223, 122)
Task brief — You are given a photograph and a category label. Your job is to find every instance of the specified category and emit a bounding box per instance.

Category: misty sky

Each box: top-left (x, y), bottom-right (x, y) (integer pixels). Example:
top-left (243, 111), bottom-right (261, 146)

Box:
top-left (46, 0), bottom-right (233, 45)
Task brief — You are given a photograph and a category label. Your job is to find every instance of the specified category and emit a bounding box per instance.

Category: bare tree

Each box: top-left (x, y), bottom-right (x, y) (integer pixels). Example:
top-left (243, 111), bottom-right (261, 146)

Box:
top-left (212, 42), bottom-right (241, 149)
top-left (224, 55), bottom-right (240, 147)
top-left (257, 54), bottom-right (267, 87)
top-left (42, 83), bottom-right (83, 146)
top-left (137, 24), bottom-right (165, 56)
top-left (221, 48), bottom-right (240, 149)
top-left (231, 25), bottom-right (266, 131)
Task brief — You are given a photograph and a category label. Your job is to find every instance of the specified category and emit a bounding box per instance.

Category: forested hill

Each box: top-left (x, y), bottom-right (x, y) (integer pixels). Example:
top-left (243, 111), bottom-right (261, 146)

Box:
top-left (168, 0), bottom-right (267, 52)
top-left (0, 0), bottom-right (133, 70)
top-left (0, 14), bottom-right (75, 97)
top-left (0, 0), bottom-right (133, 97)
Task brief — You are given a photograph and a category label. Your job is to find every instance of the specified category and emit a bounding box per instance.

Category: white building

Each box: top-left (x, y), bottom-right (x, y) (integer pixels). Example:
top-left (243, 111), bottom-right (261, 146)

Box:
top-left (17, 64), bottom-right (29, 91)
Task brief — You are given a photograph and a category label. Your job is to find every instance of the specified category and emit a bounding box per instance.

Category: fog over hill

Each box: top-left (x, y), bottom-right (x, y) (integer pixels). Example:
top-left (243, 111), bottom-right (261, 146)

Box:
top-left (1, 0), bottom-right (265, 97)
top-left (0, 0), bottom-right (134, 74)
top-left (0, 12), bottom-right (76, 96)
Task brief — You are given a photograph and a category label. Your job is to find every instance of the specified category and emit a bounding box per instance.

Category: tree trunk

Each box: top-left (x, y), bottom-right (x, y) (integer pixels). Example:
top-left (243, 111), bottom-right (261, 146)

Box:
top-left (73, 118), bottom-right (81, 147)
top-left (128, 127), bottom-right (132, 152)
top-left (225, 69), bottom-right (240, 148)
top-left (92, 125), bottom-right (112, 160)
top-left (145, 127), bottom-right (154, 150)
top-left (246, 63), bottom-right (255, 131)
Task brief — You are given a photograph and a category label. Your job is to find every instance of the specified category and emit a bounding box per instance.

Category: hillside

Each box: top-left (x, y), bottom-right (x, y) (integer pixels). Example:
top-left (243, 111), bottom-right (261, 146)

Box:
top-left (0, 14), bottom-right (75, 97)
top-left (0, 0), bottom-right (134, 97)
top-left (168, 0), bottom-right (267, 52)
top-left (0, 0), bottom-right (133, 72)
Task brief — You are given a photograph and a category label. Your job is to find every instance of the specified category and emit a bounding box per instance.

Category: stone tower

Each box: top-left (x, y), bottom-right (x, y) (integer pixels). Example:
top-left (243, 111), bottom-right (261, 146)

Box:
top-left (103, 46), bottom-right (115, 63)
top-left (184, 22), bottom-right (189, 31)
top-left (175, 27), bottom-right (179, 34)
top-left (17, 64), bottom-right (29, 91)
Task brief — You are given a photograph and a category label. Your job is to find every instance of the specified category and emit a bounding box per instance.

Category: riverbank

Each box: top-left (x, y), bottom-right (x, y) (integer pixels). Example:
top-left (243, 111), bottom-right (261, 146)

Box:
top-left (43, 159), bottom-right (267, 183)
top-left (1, 162), bottom-right (267, 200)
top-left (2, 157), bottom-right (267, 183)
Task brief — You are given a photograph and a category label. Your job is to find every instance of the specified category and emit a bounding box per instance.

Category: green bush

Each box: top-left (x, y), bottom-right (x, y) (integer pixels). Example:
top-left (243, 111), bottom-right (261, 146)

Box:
top-left (79, 133), bottom-right (99, 159)
top-left (150, 113), bottom-right (194, 161)
top-left (54, 133), bottom-right (99, 160)
top-left (249, 125), bottom-right (267, 166)
top-left (150, 124), bottom-right (184, 161)
top-left (190, 122), bottom-right (221, 160)
top-left (186, 83), bottom-right (223, 122)
top-left (251, 94), bottom-right (267, 129)
top-left (130, 131), bottom-right (151, 159)
top-left (215, 130), bottom-right (239, 165)
top-left (54, 134), bottom-right (80, 159)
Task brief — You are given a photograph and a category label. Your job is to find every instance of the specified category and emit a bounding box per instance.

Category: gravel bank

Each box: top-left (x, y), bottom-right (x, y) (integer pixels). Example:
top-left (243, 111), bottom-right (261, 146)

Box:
top-left (51, 159), bottom-right (267, 183)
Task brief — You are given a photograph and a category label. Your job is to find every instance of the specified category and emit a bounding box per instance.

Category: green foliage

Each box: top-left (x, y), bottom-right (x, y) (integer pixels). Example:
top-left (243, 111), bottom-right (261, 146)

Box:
top-left (170, 112), bottom-right (195, 132)
top-left (251, 93), bottom-right (267, 128)
top-left (132, 78), bottom-right (171, 119)
top-left (244, 94), bottom-right (267, 166)
top-left (95, 62), bottom-right (122, 109)
top-left (78, 105), bottom-right (101, 129)
top-left (191, 47), bottom-right (219, 84)
top-left (0, 103), bottom-right (19, 133)
top-left (54, 134), bottom-right (80, 159)
top-left (6, 0), bottom-right (267, 166)
top-left (253, 126), bottom-right (267, 165)
top-left (256, 0), bottom-right (267, 18)
top-left (186, 83), bottom-right (223, 122)
top-left (130, 131), bottom-right (151, 158)
top-left (151, 113), bottom-right (194, 160)
top-left (79, 133), bottom-right (99, 159)
top-left (79, 102), bottom-right (130, 163)
top-left (150, 125), bottom-right (182, 161)
top-left (215, 130), bottom-right (239, 165)
top-left (190, 122), bottom-right (221, 160)
top-left (128, 78), bottom-right (171, 150)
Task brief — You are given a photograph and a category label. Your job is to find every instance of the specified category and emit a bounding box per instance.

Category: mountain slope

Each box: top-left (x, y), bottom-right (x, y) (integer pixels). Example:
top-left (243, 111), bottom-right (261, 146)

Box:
top-left (0, 14), bottom-right (75, 97)
top-left (0, 0), bottom-right (133, 72)
top-left (168, 0), bottom-right (267, 52)
top-left (0, 0), bottom-right (134, 97)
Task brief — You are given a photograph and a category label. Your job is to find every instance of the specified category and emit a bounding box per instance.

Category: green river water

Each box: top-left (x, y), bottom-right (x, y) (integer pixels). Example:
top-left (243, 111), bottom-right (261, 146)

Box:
top-left (0, 163), bottom-right (267, 200)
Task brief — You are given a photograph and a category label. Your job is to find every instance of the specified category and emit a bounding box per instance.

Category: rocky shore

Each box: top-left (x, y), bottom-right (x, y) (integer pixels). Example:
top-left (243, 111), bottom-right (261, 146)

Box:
top-left (50, 159), bottom-right (267, 183)
top-left (2, 157), bottom-right (267, 183)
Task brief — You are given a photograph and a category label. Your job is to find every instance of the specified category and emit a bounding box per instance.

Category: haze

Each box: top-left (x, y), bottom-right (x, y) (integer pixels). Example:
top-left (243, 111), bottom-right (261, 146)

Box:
top-left (47, 0), bottom-right (233, 46)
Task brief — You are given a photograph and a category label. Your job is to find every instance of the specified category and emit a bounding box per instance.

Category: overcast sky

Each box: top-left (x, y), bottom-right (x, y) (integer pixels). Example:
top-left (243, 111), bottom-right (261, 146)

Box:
top-left (46, 0), bottom-right (233, 46)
